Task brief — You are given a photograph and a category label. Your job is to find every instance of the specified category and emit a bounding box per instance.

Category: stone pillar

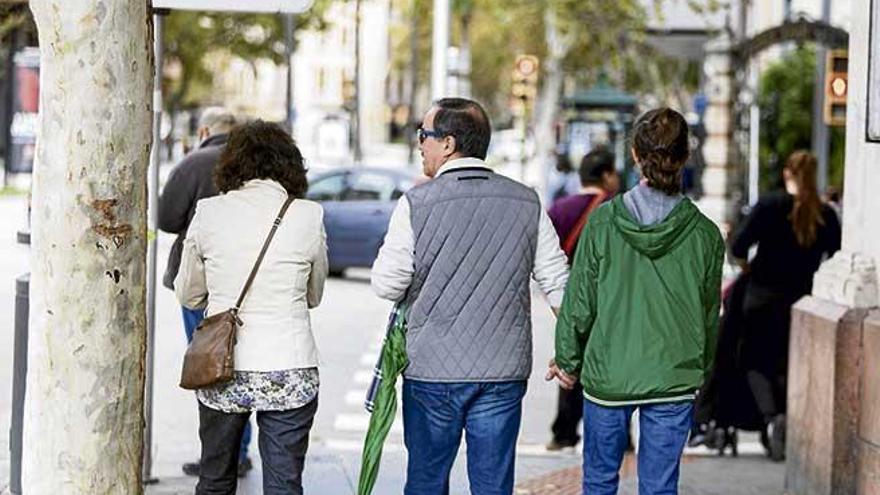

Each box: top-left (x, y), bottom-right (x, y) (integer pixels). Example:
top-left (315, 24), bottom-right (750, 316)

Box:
top-left (697, 32), bottom-right (741, 233)
top-left (786, 0), bottom-right (880, 493)
top-left (859, 312), bottom-right (880, 494)
top-left (787, 298), bottom-right (865, 495)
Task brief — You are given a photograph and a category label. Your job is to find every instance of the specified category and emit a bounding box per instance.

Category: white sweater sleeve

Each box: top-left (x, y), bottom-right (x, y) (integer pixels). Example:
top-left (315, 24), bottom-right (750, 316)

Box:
top-left (174, 207), bottom-right (209, 310)
top-left (370, 196), bottom-right (415, 301)
top-left (532, 207), bottom-right (570, 307)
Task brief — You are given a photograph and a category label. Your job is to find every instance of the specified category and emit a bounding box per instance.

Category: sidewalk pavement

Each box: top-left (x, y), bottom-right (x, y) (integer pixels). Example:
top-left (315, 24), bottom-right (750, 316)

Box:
top-left (140, 448), bottom-right (784, 494)
top-left (515, 453), bottom-right (785, 495)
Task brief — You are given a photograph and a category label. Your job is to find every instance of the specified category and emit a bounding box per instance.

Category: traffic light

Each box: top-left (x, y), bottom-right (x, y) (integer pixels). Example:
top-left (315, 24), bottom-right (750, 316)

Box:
top-left (824, 50), bottom-right (848, 127)
top-left (511, 55), bottom-right (539, 114)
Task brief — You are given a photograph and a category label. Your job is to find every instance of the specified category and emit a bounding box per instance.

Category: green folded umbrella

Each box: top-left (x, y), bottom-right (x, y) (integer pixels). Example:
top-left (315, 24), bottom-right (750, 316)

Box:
top-left (358, 304), bottom-right (408, 495)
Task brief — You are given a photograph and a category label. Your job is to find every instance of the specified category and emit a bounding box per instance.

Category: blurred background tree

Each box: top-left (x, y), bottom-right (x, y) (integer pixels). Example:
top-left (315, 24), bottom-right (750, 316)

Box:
top-left (758, 46), bottom-right (845, 192)
top-left (161, 2), bottom-right (332, 117)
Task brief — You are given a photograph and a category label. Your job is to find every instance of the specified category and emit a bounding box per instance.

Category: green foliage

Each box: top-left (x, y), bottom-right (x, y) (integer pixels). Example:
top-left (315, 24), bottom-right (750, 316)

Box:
top-left (161, 2), bottom-right (331, 112)
top-left (390, 0), bottom-right (717, 121)
top-left (0, 4), bottom-right (34, 43)
top-left (758, 46), bottom-right (845, 192)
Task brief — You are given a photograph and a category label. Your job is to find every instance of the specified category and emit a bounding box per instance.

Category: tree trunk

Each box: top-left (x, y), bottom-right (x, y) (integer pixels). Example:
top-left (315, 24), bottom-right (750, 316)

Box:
top-left (530, 6), bottom-right (570, 195)
top-left (24, 1), bottom-right (152, 493)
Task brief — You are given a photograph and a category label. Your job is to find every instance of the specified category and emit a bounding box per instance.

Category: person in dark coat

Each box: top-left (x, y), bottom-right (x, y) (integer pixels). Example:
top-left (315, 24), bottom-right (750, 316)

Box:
top-left (730, 150), bottom-right (841, 461)
top-left (545, 147), bottom-right (619, 450)
top-left (157, 107), bottom-right (254, 476)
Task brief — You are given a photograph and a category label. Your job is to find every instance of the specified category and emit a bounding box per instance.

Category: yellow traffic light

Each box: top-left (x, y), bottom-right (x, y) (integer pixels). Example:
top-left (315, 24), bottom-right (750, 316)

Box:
top-left (824, 50), bottom-right (848, 127)
top-left (511, 55), bottom-right (539, 115)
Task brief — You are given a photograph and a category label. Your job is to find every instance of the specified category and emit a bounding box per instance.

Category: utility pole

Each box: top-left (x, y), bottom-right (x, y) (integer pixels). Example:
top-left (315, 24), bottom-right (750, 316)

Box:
top-left (407, 0), bottom-right (419, 165)
top-left (431, 0), bottom-right (449, 100)
top-left (285, 14), bottom-right (296, 133)
top-left (812, 0), bottom-right (832, 192)
top-left (353, 0), bottom-right (363, 162)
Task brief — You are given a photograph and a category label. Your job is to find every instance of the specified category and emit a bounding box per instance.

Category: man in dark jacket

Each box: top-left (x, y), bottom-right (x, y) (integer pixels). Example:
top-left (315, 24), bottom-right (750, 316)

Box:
top-left (158, 107), bottom-right (253, 477)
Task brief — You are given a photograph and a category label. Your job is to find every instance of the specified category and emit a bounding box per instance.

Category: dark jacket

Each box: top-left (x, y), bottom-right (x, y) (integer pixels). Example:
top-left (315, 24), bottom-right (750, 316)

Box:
top-left (730, 191), bottom-right (841, 298)
top-left (158, 134), bottom-right (226, 290)
top-left (555, 195), bottom-right (725, 404)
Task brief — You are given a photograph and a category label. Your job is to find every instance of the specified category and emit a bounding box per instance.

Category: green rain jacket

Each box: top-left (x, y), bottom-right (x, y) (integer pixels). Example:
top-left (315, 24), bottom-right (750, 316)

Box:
top-left (555, 195), bottom-right (725, 405)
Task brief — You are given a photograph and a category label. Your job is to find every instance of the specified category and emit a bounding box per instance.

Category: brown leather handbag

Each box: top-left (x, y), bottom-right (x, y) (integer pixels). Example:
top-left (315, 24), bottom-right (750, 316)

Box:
top-left (179, 197), bottom-right (295, 390)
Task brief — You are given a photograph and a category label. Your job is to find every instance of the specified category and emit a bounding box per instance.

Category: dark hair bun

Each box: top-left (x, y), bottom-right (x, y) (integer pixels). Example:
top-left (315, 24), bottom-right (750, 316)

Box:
top-left (632, 108), bottom-right (690, 195)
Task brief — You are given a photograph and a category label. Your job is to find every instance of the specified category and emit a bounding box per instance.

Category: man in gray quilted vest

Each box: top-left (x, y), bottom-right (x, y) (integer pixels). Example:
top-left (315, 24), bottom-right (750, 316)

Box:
top-left (371, 97), bottom-right (569, 494)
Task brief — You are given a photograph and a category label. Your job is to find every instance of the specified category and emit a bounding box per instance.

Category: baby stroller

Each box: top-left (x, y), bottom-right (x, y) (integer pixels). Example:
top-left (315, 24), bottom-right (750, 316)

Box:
top-left (690, 273), bottom-right (769, 456)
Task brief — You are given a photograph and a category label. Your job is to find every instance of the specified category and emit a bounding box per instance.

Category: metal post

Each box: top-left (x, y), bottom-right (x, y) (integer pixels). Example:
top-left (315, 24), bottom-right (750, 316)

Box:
top-left (430, 0), bottom-right (449, 100)
top-left (406, 0), bottom-right (419, 166)
top-left (143, 8), bottom-right (166, 485)
top-left (284, 14), bottom-right (296, 133)
top-left (812, 0), bottom-right (832, 192)
top-left (10, 254), bottom-right (29, 494)
top-left (353, 0), bottom-right (363, 162)
top-left (749, 90), bottom-right (760, 205)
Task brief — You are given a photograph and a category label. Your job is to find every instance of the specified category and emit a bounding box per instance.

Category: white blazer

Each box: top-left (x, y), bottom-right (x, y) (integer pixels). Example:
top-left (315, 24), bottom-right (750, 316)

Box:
top-left (175, 179), bottom-right (328, 371)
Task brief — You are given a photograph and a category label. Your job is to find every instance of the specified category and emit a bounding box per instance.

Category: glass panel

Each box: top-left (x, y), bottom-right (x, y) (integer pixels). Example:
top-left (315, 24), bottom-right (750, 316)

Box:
top-left (307, 173), bottom-right (347, 201)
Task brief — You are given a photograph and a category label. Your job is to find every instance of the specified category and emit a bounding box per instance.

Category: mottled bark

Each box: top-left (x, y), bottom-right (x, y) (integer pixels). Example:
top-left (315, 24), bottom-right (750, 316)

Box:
top-left (531, 7), bottom-right (571, 193)
top-left (24, 1), bottom-right (152, 493)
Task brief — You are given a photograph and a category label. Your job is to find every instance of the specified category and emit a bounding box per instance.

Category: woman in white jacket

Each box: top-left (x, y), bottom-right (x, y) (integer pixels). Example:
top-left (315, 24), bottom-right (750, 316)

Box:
top-left (175, 120), bottom-right (328, 495)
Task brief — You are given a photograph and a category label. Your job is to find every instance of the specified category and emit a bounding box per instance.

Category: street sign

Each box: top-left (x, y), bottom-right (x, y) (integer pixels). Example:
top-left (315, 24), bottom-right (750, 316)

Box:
top-left (151, 0), bottom-right (314, 13)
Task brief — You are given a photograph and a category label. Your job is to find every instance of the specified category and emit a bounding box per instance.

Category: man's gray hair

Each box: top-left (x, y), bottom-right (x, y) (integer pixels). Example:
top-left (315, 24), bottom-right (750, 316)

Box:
top-left (198, 107), bottom-right (237, 135)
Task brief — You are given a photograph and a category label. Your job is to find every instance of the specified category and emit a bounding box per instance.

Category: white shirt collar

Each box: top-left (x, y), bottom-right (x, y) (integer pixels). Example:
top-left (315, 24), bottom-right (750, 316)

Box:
top-left (240, 179), bottom-right (288, 196)
top-left (436, 157), bottom-right (491, 176)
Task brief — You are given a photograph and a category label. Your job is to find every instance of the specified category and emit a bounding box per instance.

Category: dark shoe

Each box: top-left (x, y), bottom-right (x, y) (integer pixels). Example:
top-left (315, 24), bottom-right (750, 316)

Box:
top-left (182, 461), bottom-right (200, 477)
top-left (688, 422), bottom-right (711, 448)
top-left (767, 414), bottom-right (786, 462)
top-left (183, 458), bottom-right (252, 478)
top-left (237, 457), bottom-right (253, 478)
top-left (545, 439), bottom-right (578, 451)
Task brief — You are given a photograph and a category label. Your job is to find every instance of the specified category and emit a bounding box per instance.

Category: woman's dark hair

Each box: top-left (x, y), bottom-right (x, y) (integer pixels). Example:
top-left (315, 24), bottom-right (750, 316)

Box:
top-left (214, 120), bottom-right (308, 197)
top-left (432, 97), bottom-right (492, 160)
top-left (579, 147), bottom-right (616, 187)
top-left (786, 150), bottom-right (825, 247)
top-left (632, 108), bottom-right (690, 195)
top-left (555, 153), bottom-right (573, 173)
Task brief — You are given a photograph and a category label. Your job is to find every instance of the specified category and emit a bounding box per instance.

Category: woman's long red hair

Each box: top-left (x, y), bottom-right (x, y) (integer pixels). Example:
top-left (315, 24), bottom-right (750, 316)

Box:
top-left (786, 151), bottom-right (825, 247)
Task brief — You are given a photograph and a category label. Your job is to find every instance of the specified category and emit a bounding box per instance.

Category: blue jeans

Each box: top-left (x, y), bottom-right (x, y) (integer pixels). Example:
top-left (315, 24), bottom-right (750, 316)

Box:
top-left (182, 306), bottom-right (251, 462)
top-left (402, 380), bottom-right (526, 495)
top-left (582, 399), bottom-right (693, 495)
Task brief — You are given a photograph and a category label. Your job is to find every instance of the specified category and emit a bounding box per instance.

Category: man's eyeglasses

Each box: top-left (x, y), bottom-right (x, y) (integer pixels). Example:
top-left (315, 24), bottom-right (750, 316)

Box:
top-left (417, 128), bottom-right (444, 144)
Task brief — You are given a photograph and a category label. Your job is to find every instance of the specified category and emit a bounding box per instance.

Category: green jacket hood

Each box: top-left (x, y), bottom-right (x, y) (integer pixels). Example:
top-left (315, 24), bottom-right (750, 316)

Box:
top-left (609, 195), bottom-right (701, 260)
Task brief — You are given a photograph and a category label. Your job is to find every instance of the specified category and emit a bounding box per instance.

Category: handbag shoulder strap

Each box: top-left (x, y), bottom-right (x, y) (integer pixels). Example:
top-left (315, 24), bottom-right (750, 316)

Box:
top-left (561, 192), bottom-right (607, 258)
top-left (233, 196), bottom-right (295, 313)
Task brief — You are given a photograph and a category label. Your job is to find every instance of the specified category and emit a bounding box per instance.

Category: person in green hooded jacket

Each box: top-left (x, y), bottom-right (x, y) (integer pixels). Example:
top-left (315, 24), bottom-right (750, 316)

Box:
top-left (547, 108), bottom-right (725, 495)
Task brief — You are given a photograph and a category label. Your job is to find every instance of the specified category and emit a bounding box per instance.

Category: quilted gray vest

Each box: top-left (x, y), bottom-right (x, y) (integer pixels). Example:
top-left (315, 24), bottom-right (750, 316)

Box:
top-left (403, 166), bottom-right (541, 382)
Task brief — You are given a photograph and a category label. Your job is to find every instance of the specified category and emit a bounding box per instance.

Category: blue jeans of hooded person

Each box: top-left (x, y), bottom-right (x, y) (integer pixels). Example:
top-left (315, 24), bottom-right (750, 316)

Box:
top-left (182, 307), bottom-right (251, 462)
top-left (582, 399), bottom-right (693, 495)
top-left (402, 380), bottom-right (526, 495)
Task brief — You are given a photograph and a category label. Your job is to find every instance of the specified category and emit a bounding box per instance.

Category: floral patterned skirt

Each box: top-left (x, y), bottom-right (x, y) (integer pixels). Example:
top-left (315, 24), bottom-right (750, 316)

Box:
top-left (196, 368), bottom-right (319, 413)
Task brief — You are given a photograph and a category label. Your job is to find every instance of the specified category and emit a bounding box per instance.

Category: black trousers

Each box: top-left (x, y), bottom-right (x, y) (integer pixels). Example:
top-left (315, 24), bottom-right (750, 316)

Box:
top-left (741, 286), bottom-right (797, 421)
top-left (551, 383), bottom-right (584, 445)
top-left (196, 398), bottom-right (318, 495)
